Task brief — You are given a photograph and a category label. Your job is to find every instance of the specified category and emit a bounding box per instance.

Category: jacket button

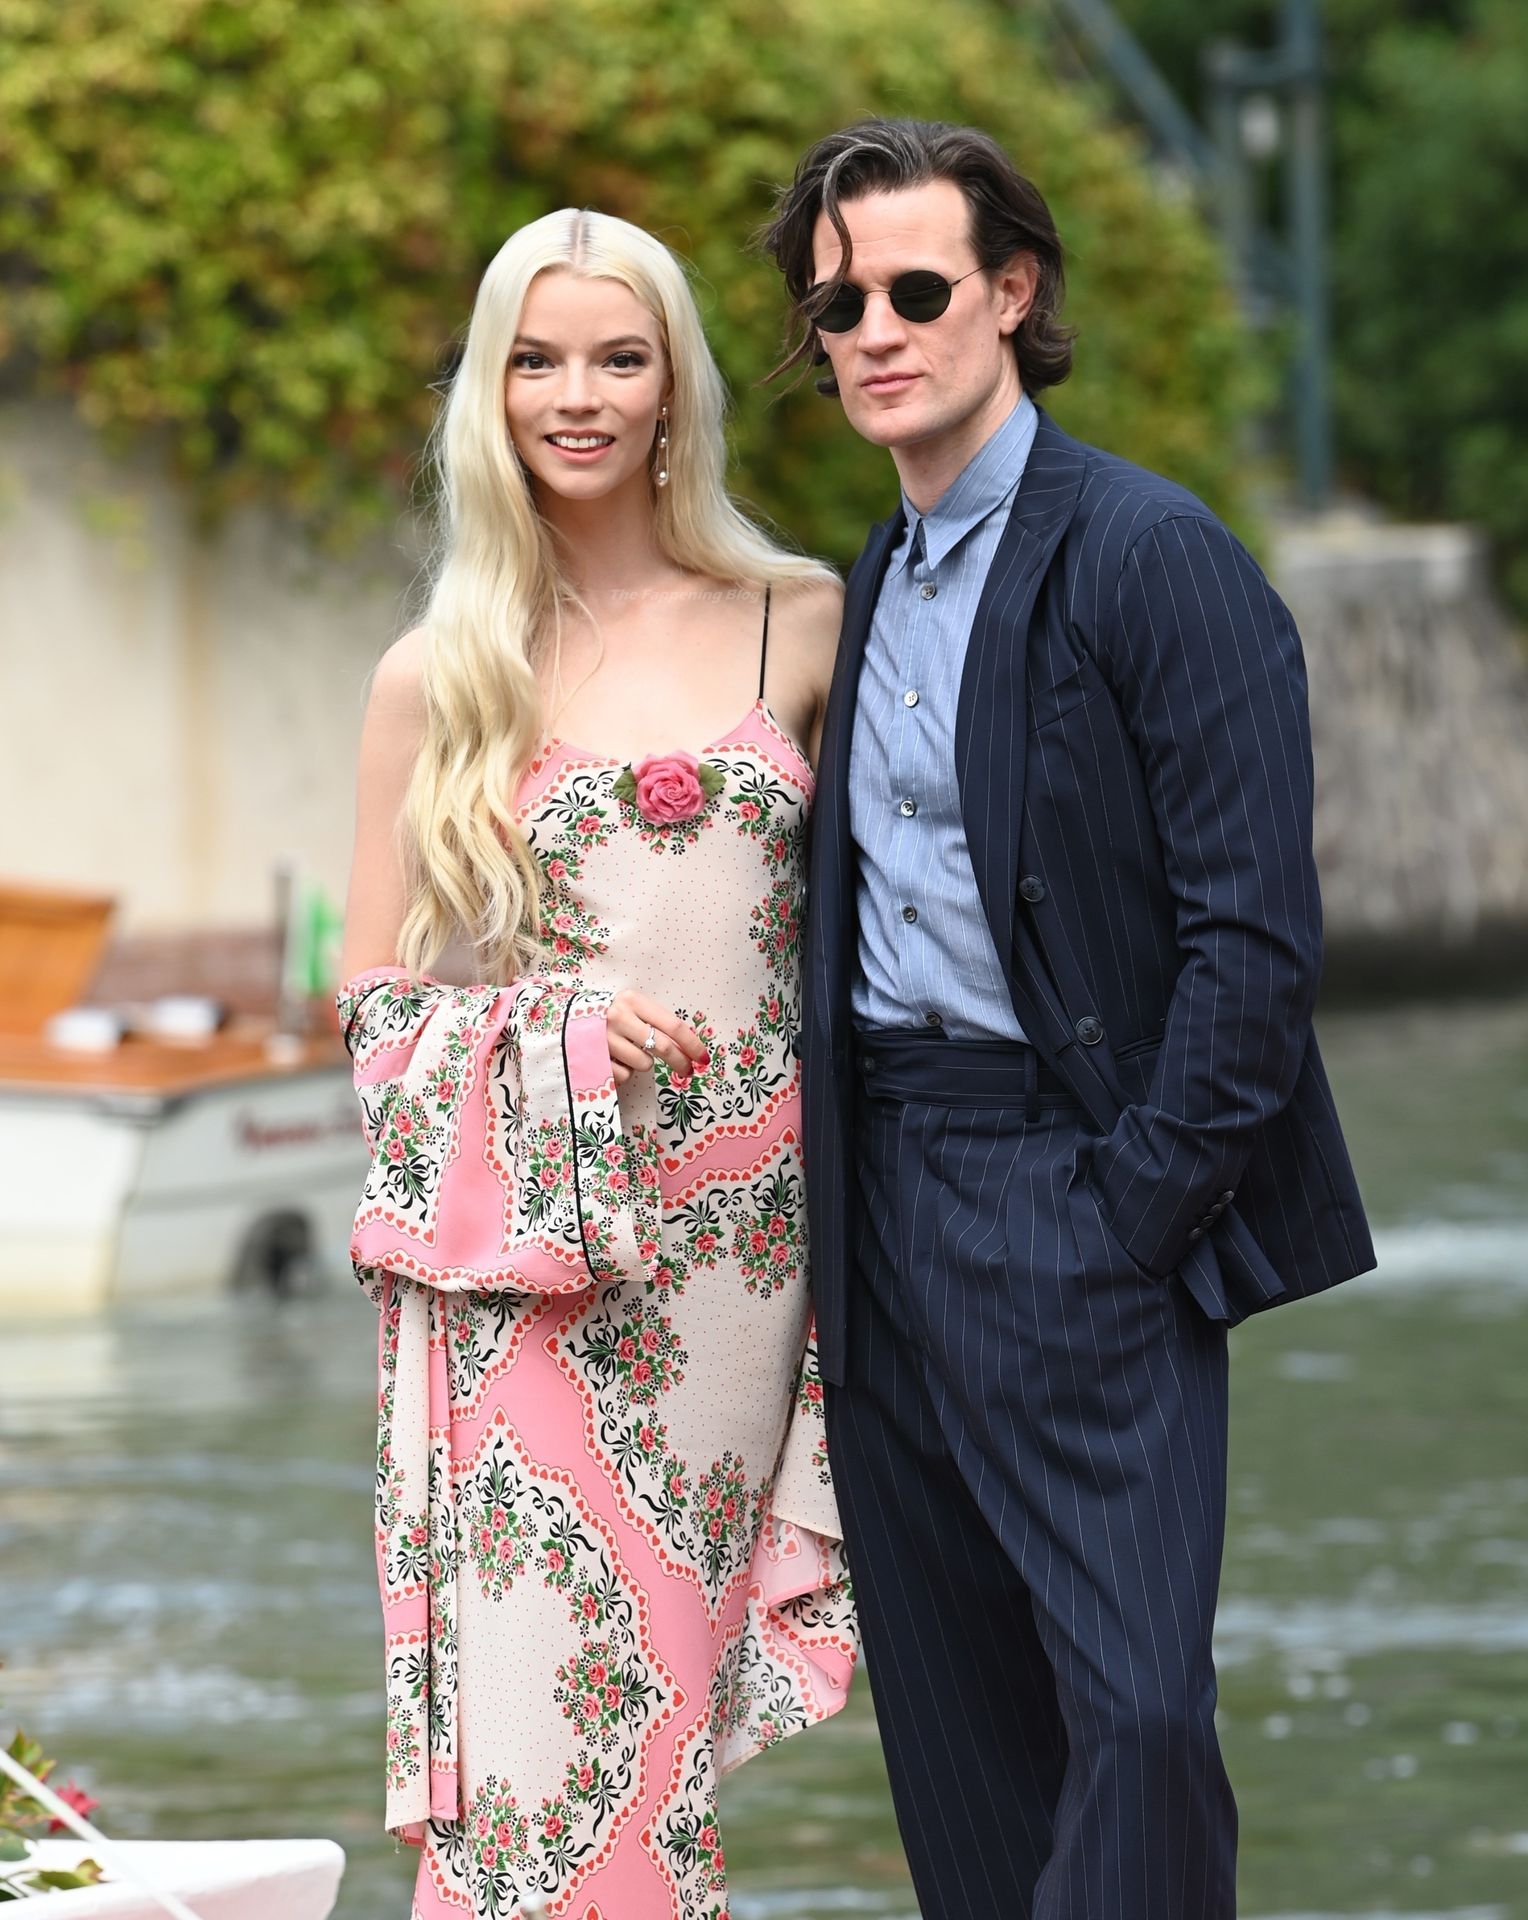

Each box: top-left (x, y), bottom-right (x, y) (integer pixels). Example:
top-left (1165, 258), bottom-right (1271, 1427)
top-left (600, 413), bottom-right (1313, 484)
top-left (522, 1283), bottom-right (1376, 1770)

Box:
top-left (789, 1032), bottom-right (803, 1061)
top-left (1218, 1189), bottom-right (1235, 1204)
top-left (1187, 1226), bottom-right (1204, 1243)
top-left (1019, 875), bottom-right (1046, 904)
top-left (1075, 1014), bottom-right (1104, 1046)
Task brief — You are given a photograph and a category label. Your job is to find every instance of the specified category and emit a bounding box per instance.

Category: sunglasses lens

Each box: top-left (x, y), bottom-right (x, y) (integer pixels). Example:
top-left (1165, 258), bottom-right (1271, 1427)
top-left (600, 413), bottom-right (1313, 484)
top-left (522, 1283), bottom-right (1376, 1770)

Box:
top-left (814, 286), bottom-right (864, 333)
top-left (890, 271), bottom-right (954, 323)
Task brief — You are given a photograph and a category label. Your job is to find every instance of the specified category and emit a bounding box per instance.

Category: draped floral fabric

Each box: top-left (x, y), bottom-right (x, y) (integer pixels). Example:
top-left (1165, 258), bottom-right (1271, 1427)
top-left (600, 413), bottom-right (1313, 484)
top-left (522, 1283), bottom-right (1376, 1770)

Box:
top-left (341, 696), bottom-right (857, 1920)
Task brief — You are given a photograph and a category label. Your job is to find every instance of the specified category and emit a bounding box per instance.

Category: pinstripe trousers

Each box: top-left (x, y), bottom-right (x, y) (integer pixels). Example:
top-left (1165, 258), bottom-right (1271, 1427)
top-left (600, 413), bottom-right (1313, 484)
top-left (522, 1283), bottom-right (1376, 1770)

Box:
top-left (825, 1032), bottom-right (1237, 1919)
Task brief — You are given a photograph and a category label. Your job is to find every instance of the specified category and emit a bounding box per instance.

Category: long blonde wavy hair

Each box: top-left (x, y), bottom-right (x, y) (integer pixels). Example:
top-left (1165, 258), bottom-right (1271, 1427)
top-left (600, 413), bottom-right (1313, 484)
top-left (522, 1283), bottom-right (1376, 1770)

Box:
top-left (398, 208), bottom-right (833, 983)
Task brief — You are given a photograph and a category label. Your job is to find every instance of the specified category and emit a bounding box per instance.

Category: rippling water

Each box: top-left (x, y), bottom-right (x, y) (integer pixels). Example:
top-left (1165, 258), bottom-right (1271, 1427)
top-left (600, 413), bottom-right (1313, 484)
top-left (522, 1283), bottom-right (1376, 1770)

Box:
top-left (2, 995), bottom-right (1526, 1918)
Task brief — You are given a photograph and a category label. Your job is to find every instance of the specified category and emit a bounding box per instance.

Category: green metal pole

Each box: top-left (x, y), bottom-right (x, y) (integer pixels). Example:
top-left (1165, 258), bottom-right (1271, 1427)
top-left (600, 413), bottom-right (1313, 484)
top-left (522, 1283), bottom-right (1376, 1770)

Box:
top-left (1286, 0), bottom-right (1334, 510)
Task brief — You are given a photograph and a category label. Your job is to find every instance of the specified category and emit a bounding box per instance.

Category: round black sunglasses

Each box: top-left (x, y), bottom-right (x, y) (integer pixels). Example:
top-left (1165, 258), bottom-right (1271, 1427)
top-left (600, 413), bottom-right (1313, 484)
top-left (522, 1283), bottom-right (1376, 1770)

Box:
top-left (808, 266), bottom-right (984, 334)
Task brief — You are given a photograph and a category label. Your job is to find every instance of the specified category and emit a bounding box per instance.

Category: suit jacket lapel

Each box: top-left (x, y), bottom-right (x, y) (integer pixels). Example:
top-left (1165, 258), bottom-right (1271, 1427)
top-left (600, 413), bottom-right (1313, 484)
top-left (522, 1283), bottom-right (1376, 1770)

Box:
top-left (955, 408), bottom-right (1088, 988)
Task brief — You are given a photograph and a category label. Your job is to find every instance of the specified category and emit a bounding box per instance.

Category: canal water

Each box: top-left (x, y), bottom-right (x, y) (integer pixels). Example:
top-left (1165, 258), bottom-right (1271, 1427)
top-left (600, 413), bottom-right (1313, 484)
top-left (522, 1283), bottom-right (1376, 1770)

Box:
top-left (2, 995), bottom-right (1526, 1918)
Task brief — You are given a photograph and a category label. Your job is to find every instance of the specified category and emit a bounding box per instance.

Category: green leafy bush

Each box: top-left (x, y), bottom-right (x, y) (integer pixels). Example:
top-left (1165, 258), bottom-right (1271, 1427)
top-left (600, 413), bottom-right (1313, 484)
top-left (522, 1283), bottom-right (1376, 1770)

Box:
top-left (1333, 0), bottom-right (1528, 611)
top-left (0, 0), bottom-right (1260, 567)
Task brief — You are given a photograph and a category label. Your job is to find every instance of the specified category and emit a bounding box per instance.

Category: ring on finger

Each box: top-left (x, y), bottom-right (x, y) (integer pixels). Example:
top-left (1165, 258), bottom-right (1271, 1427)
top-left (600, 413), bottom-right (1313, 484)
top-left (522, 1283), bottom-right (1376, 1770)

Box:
top-left (641, 1025), bottom-right (659, 1056)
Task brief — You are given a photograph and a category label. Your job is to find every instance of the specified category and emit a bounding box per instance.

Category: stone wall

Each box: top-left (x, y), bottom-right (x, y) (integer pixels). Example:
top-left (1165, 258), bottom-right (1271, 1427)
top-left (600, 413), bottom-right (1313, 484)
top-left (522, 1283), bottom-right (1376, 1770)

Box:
top-left (1277, 518), bottom-right (1528, 985)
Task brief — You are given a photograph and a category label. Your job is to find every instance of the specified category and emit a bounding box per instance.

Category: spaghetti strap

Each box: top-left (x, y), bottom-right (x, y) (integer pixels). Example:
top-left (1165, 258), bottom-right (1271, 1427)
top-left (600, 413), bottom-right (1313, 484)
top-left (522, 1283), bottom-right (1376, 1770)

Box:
top-left (758, 584), bottom-right (772, 701)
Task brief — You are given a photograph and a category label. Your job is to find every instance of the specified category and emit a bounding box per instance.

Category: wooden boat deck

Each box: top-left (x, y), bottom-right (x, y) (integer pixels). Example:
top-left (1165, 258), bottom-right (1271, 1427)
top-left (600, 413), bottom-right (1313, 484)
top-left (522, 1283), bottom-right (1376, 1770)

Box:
top-left (0, 1023), bottom-right (347, 1100)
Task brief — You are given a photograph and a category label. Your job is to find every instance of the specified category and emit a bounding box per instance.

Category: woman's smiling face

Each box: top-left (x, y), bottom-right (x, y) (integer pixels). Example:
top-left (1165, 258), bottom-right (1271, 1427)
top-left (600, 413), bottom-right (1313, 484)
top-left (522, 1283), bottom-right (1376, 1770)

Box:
top-left (504, 270), bottom-right (669, 504)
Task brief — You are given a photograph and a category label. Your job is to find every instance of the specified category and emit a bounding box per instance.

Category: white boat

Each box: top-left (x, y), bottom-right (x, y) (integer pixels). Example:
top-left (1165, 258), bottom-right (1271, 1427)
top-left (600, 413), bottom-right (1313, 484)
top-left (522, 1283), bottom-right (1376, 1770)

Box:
top-left (0, 882), bottom-right (366, 1317)
top-left (7, 1838), bottom-right (345, 1917)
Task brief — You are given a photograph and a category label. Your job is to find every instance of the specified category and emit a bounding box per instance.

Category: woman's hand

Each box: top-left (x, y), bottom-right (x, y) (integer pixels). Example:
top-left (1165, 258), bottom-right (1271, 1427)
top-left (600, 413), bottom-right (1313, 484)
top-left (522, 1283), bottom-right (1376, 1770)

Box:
top-left (606, 990), bottom-right (710, 1087)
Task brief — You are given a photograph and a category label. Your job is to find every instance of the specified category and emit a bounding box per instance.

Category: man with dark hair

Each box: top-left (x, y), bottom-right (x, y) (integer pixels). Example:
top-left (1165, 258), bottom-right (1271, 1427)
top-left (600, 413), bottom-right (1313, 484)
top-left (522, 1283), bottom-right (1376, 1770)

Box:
top-left (763, 118), bottom-right (1373, 1918)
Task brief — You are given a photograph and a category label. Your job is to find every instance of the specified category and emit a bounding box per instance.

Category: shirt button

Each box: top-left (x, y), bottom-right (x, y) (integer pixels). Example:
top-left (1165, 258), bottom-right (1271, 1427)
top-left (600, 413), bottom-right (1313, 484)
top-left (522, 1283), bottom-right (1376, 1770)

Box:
top-left (924, 1009), bottom-right (943, 1029)
top-left (899, 797), bottom-right (917, 818)
top-left (903, 689), bottom-right (920, 708)
top-left (919, 582), bottom-right (937, 601)
top-left (902, 904), bottom-right (918, 923)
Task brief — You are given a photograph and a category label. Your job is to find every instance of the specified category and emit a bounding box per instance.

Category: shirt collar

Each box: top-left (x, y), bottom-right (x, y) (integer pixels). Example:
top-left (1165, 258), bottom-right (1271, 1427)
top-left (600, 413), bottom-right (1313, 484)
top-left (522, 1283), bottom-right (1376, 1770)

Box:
top-left (890, 393), bottom-right (1038, 576)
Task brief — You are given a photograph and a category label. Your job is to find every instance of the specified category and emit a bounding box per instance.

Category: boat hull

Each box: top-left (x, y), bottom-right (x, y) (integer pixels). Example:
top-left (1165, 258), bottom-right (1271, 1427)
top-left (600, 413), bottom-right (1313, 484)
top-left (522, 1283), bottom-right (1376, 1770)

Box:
top-left (0, 1067), bottom-right (366, 1317)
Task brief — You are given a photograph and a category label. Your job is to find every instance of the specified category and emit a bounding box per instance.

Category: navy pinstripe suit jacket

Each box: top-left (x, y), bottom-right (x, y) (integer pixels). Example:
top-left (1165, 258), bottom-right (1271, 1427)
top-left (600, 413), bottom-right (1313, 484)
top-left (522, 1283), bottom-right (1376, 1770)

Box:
top-left (803, 406), bottom-right (1375, 1387)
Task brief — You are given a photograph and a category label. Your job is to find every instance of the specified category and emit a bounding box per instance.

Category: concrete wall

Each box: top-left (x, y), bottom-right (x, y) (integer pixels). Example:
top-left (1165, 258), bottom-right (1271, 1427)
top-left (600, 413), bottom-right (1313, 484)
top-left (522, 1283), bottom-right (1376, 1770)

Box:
top-left (0, 404), bottom-right (413, 933)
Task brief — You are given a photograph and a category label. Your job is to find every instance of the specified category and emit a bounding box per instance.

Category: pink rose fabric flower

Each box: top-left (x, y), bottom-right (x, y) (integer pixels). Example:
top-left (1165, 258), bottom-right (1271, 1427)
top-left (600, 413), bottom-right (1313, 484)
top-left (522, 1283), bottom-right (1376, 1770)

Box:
top-left (633, 752), bottom-right (705, 822)
top-left (613, 751), bottom-right (725, 825)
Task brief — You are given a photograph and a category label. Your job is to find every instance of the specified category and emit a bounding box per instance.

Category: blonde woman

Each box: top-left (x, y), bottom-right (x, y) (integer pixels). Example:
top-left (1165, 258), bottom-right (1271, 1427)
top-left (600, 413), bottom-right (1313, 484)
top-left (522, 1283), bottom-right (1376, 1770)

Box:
top-left (339, 209), bottom-right (857, 1920)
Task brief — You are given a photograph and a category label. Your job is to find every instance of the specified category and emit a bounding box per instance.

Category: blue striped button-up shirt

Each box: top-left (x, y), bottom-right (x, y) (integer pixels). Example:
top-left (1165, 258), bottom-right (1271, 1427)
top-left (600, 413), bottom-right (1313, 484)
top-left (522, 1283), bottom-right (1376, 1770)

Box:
top-left (848, 395), bottom-right (1037, 1039)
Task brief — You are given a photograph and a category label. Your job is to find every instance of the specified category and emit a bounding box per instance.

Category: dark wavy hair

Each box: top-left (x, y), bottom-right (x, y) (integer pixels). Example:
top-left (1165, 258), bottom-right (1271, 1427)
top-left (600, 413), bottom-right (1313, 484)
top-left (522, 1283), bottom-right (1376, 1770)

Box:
top-left (759, 118), bottom-right (1076, 398)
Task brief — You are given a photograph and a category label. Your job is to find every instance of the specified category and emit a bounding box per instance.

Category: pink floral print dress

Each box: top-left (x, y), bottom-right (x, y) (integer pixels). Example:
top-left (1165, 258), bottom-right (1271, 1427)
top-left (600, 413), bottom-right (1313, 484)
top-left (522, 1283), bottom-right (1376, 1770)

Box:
top-left (343, 684), bottom-right (857, 1920)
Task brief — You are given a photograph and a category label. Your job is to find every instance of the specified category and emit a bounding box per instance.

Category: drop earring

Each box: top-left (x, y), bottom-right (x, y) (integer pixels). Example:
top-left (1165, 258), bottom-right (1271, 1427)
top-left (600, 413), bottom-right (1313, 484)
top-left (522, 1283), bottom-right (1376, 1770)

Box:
top-left (655, 405), bottom-right (670, 488)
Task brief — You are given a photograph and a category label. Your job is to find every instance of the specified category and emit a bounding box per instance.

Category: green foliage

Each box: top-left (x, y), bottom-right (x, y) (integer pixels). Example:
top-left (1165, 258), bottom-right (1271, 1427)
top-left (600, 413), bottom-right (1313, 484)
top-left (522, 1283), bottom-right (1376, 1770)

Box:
top-left (1110, 0), bottom-right (1528, 613)
top-left (0, 1716), bottom-right (105, 1899)
top-left (1333, 0), bottom-right (1528, 611)
top-left (0, 0), bottom-right (1261, 568)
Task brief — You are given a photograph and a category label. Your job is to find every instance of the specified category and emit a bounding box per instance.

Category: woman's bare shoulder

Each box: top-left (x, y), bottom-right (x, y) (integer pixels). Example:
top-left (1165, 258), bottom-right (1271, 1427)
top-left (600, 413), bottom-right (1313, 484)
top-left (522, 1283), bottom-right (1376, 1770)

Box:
top-left (772, 574), bottom-right (844, 689)
top-left (775, 571), bottom-right (844, 623)
top-left (369, 626), bottom-right (431, 712)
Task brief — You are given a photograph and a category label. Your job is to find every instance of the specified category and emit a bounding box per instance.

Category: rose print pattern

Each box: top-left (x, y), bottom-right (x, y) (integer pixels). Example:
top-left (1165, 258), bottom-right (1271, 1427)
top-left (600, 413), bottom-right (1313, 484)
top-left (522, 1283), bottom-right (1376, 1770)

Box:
top-left (375, 1285), bottom-right (405, 1533)
top-left (388, 1509), bottom-right (433, 1588)
top-left (564, 1299), bottom-right (687, 1410)
top-left (340, 973), bottom-right (431, 1050)
top-left (533, 771), bottom-right (614, 859)
top-left (363, 1085), bottom-right (444, 1216)
top-left (749, 876), bottom-right (800, 979)
top-left (717, 755), bottom-right (802, 876)
top-left (666, 1190), bottom-right (729, 1282)
top-left (721, 1015), bottom-right (789, 1122)
top-left (732, 1163), bottom-right (805, 1298)
top-left (444, 1293), bottom-right (540, 1414)
top-left (385, 1692), bottom-right (422, 1797)
top-left (714, 1627), bottom-right (812, 1756)
top-left (466, 1445), bottom-right (530, 1601)
top-left (554, 1639), bottom-right (663, 1753)
top-left (520, 1119), bottom-right (576, 1229)
top-left (652, 1009), bottom-right (725, 1147)
top-left (610, 752), bottom-right (726, 850)
top-left (464, 1776), bottom-right (532, 1919)
top-left (538, 889), bottom-right (610, 972)
top-left (628, 807), bottom-right (715, 854)
top-left (642, 1725), bottom-right (728, 1920)
top-left (796, 1345), bottom-right (831, 1484)
top-left (405, 1417), bottom-right (683, 1913)
top-left (693, 1452), bottom-right (764, 1597)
